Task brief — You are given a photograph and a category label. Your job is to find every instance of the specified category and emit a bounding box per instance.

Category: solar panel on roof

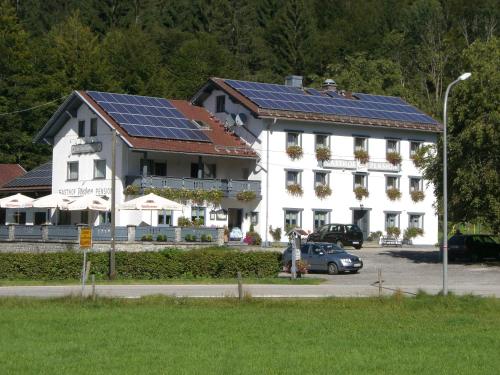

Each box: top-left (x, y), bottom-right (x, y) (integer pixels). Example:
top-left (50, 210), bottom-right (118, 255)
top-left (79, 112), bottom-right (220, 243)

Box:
top-left (87, 91), bottom-right (211, 142)
top-left (225, 79), bottom-right (438, 125)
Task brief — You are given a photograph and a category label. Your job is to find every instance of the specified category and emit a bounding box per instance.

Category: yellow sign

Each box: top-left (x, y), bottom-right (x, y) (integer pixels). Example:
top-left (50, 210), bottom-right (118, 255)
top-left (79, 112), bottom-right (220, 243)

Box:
top-left (80, 228), bottom-right (92, 249)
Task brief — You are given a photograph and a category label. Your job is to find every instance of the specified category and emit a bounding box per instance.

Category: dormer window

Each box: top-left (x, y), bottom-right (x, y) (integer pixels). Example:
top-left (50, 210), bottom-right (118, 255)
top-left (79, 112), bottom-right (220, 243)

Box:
top-left (78, 120), bottom-right (85, 137)
top-left (216, 95), bottom-right (225, 113)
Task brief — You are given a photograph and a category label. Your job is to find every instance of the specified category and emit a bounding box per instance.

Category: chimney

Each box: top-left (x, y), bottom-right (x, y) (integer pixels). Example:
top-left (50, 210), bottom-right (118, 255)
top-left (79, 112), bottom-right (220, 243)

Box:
top-left (285, 75), bottom-right (303, 88)
top-left (322, 79), bottom-right (337, 92)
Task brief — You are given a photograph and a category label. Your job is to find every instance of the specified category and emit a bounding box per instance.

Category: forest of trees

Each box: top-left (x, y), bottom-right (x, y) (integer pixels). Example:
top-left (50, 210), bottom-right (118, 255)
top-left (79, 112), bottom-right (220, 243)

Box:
top-left (0, 0), bottom-right (498, 230)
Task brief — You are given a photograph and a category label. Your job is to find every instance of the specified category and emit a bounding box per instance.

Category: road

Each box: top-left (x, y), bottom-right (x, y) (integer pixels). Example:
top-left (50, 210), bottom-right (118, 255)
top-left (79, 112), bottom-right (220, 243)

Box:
top-left (1, 246), bottom-right (499, 298)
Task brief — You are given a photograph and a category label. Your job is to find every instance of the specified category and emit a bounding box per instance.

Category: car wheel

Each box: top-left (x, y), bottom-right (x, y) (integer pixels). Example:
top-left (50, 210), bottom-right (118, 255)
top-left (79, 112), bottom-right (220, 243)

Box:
top-left (327, 262), bottom-right (339, 275)
top-left (284, 261), bottom-right (292, 273)
top-left (354, 245), bottom-right (362, 250)
top-left (351, 270), bottom-right (359, 274)
top-left (336, 240), bottom-right (343, 248)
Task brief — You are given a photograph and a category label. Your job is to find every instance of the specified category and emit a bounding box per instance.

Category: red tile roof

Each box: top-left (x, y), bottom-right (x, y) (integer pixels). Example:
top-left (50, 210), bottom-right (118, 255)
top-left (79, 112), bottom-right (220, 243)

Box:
top-left (0, 164), bottom-right (26, 187)
top-left (79, 91), bottom-right (257, 159)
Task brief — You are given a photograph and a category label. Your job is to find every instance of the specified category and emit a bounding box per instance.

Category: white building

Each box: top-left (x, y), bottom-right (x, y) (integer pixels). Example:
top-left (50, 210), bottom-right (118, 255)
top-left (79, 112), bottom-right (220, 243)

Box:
top-left (35, 76), bottom-right (441, 245)
top-left (191, 76), bottom-right (441, 245)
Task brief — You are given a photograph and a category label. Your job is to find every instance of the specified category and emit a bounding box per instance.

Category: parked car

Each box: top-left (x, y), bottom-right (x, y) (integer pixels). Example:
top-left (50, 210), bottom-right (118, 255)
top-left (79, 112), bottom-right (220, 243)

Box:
top-left (448, 234), bottom-right (500, 261)
top-left (307, 223), bottom-right (364, 249)
top-left (282, 242), bottom-right (363, 274)
top-left (229, 227), bottom-right (243, 241)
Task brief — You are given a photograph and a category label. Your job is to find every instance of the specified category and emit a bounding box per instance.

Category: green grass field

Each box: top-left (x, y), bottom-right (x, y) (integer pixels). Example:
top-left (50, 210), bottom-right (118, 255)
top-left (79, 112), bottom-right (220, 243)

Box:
top-left (1, 295), bottom-right (499, 374)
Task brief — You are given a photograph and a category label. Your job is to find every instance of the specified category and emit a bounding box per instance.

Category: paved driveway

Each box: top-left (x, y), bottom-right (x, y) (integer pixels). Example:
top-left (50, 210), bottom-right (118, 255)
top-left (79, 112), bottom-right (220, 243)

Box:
top-left (1, 246), bottom-right (499, 298)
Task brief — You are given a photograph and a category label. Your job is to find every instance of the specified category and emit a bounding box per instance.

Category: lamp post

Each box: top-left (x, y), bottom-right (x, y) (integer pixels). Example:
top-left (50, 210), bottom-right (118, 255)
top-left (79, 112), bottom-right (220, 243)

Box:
top-left (442, 72), bottom-right (471, 295)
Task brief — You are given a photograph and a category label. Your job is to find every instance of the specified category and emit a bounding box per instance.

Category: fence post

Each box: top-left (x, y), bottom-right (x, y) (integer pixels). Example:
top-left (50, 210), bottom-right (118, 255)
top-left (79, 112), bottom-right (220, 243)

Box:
top-left (41, 224), bottom-right (49, 241)
top-left (237, 271), bottom-right (243, 301)
top-left (217, 228), bottom-right (224, 246)
top-left (8, 224), bottom-right (15, 241)
top-left (127, 225), bottom-right (136, 242)
top-left (175, 227), bottom-right (181, 242)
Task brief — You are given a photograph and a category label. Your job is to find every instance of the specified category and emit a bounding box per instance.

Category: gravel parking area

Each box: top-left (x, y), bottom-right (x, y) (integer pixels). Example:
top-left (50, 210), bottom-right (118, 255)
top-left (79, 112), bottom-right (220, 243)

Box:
top-left (302, 246), bottom-right (500, 296)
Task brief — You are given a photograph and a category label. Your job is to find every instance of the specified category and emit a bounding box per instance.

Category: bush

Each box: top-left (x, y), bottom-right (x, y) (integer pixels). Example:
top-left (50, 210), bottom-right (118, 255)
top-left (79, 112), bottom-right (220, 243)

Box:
top-left (367, 231), bottom-right (383, 241)
top-left (177, 217), bottom-right (192, 227)
top-left (387, 226), bottom-right (401, 238)
top-left (156, 234), bottom-right (167, 242)
top-left (185, 234), bottom-right (197, 242)
top-left (404, 227), bottom-right (424, 240)
top-left (200, 234), bottom-right (213, 242)
top-left (244, 231), bottom-right (262, 245)
top-left (0, 250), bottom-right (282, 279)
top-left (269, 226), bottom-right (282, 242)
top-left (141, 234), bottom-right (153, 241)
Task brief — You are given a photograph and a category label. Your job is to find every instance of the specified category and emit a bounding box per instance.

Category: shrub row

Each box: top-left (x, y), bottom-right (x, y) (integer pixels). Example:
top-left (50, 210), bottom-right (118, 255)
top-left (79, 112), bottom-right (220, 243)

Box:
top-left (0, 249), bottom-right (282, 280)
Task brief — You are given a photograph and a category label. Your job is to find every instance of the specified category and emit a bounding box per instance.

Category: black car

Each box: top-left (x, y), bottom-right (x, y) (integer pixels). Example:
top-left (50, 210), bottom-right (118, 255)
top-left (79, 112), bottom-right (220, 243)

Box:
top-left (307, 223), bottom-right (364, 249)
top-left (282, 242), bottom-right (363, 274)
top-left (448, 234), bottom-right (500, 261)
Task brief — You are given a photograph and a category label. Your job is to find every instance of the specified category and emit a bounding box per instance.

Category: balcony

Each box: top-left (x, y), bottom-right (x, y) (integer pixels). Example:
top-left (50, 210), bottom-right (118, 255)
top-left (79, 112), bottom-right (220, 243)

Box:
top-left (322, 159), bottom-right (400, 172)
top-left (126, 176), bottom-right (261, 199)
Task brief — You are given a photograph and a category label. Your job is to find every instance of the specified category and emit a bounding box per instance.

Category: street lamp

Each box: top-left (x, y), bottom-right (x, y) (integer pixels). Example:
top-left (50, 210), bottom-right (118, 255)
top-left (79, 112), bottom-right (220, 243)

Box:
top-left (442, 72), bottom-right (471, 295)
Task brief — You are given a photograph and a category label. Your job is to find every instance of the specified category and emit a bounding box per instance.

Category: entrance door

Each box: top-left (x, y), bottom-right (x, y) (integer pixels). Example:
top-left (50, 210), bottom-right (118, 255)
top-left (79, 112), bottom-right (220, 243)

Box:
top-left (353, 210), bottom-right (369, 240)
top-left (227, 208), bottom-right (243, 230)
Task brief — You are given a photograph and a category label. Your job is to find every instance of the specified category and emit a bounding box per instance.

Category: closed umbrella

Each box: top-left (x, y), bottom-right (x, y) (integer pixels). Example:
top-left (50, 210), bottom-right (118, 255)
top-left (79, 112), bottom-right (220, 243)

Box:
top-left (119, 193), bottom-right (182, 225)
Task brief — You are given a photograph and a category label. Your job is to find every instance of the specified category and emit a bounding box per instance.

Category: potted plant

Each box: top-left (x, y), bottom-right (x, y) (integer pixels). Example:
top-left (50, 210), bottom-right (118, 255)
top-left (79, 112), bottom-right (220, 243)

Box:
top-left (353, 186), bottom-right (369, 200)
top-left (269, 226), bottom-right (282, 242)
top-left (386, 187), bottom-right (401, 201)
top-left (386, 226), bottom-right (401, 238)
top-left (386, 151), bottom-right (402, 165)
top-left (315, 184), bottom-right (332, 199)
top-left (295, 260), bottom-right (309, 277)
top-left (315, 147), bottom-right (331, 162)
top-left (286, 145), bottom-right (303, 160)
top-left (286, 183), bottom-right (303, 196)
top-left (124, 184), bottom-right (140, 195)
top-left (410, 190), bottom-right (425, 202)
top-left (354, 149), bottom-right (369, 163)
top-left (236, 190), bottom-right (256, 202)
top-left (403, 227), bottom-right (424, 244)
top-left (411, 145), bottom-right (430, 169)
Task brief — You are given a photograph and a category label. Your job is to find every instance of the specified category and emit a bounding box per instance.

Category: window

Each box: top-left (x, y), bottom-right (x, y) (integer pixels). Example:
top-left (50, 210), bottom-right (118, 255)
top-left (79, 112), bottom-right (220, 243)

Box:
top-left (154, 162), bottom-right (167, 177)
top-left (313, 210), bottom-right (329, 230)
top-left (286, 132), bottom-right (300, 147)
top-left (190, 163), bottom-right (216, 178)
top-left (314, 171), bottom-right (328, 187)
top-left (251, 212), bottom-right (259, 225)
top-left (409, 214), bottom-right (423, 229)
top-left (78, 120), bottom-right (85, 137)
top-left (67, 161), bottom-right (79, 181)
top-left (284, 209), bottom-right (301, 229)
top-left (385, 213), bottom-right (399, 229)
top-left (386, 139), bottom-right (399, 153)
top-left (354, 173), bottom-right (367, 188)
top-left (90, 118), bottom-right (98, 137)
top-left (410, 141), bottom-right (422, 158)
top-left (315, 134), bottom-right (328, 149)
top-left (13, 212), bottom-right (26, 225)
top-left (80, 211), bottom-right (89, 224)
top-left (34, 212), bottom-right (47, 225)
top-left (98, 212), bottom-right (111, 225)
top-left (58, 211), bottom-right (71, 225)
top-left (140, 159), bottom-right (154, 176)
top-left (386, 176), bottom-right (399, 190)
top-left (286, 170), bottom-right (300, 186)
top-left (354, 137), bottom-right (367, 151)
top-left (409, 177), bottom-right (422, 192)
top-left (94, 160), bottom-right (106, 179)
top-left (158, 210), bottom-right (173, 226)
top-left (191, 207), bottom-right (205, 224)
top-left (216, 95), bottom-right (226, 113)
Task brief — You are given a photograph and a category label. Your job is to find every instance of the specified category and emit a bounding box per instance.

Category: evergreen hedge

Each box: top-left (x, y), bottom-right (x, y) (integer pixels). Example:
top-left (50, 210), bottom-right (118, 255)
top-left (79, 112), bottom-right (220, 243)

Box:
top-left (0, 249), bottom-right (282, 280)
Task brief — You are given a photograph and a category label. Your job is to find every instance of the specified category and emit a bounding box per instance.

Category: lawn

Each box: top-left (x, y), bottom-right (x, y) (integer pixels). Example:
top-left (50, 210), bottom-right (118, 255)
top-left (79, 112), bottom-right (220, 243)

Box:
top-left (0, 295), bottom-right (499, 374)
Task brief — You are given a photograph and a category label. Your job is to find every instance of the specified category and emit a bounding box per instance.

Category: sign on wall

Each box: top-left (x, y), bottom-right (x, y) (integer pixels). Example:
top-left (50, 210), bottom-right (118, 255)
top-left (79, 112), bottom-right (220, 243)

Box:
top-left (71, 142), bottom-right (102, 154)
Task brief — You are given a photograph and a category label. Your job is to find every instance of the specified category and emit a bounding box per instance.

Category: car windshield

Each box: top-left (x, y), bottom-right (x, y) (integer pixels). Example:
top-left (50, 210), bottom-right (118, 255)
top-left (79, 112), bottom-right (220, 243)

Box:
top-left (319, 244), bottom-right (345, 253)
top-left (345, 225), bottom-right (361, 233)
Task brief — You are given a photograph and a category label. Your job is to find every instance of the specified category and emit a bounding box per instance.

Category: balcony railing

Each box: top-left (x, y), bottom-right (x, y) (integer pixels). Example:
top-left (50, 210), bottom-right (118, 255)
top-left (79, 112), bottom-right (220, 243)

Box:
top-left (322, 159), bottom-right (400, 172)
top-left (126, 176), bottom-right (261, 198)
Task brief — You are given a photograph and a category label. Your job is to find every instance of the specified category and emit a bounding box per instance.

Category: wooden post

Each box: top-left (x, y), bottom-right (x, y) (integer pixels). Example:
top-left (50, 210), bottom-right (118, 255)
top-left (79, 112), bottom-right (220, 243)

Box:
top-left (378, 268), bottom-right (382, 297)
top-left (85, 261), bottom-right (91, 282)
top-left (237, 271), bottom-right (243, 301)
top-left (91, 274), bottom-right (96, 301)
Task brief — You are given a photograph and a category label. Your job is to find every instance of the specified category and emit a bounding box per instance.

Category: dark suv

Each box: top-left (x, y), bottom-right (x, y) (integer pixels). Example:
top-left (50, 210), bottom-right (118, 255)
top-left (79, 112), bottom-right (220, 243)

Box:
top-left (448, 234), bottom-right (500, 261)
top-left (307, 223), bottom-right (364, 249)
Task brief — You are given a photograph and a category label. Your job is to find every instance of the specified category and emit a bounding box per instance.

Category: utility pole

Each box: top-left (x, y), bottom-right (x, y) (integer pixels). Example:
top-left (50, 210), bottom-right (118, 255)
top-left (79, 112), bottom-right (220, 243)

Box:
top-left (109, 128), bottom-right (117, 279)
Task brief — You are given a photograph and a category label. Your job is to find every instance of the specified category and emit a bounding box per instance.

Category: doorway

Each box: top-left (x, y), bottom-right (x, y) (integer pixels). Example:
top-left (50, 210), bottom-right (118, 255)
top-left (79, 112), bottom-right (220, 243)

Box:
top-left (227, 208), bottom-right (243, 230)
top-left (353, 209), bottom-right (370, 240)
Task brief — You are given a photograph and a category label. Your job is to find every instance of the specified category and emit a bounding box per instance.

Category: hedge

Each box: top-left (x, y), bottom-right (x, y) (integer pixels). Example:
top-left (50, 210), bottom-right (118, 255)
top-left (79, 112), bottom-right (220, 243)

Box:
top-left (0, 249), bottom-right (282, 280)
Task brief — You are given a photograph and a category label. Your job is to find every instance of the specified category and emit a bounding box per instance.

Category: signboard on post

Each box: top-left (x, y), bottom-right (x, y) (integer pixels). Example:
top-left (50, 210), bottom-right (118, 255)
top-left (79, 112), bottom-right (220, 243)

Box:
top-left (80, 228), bottom-right (92, 249)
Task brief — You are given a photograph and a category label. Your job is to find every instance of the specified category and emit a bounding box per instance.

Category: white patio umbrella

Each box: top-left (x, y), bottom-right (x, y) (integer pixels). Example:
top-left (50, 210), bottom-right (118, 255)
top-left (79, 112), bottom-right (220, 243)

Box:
top-left (0, 193), bottom-right (34, 208)
top-left (32, 194), bottom-right (75, 225)
top-left (119, 193), bottom-right (183, 225)
top-left (65, 195), bottom-right (111, 225)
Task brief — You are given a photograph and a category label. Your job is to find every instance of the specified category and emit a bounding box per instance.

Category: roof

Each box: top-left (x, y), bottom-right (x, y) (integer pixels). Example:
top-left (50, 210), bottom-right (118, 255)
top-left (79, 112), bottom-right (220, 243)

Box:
top-left (35, 91), bottom-right (257, 159)
top-left (0, 162), bottom-right (51, 193)
top-left (192, 78), bottom-right (443, 133)
top-left (0, 164), bottom-right (25, 187)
